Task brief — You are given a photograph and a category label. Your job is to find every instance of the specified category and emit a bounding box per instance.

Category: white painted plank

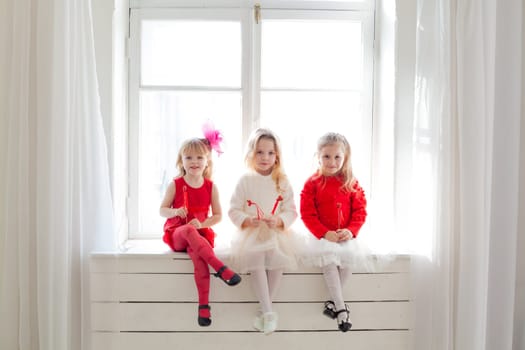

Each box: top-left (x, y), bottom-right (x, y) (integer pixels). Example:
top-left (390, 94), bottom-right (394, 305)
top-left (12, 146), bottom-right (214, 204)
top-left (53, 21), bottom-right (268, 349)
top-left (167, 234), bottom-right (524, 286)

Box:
top-left (91, 330), bottom-right (410, 350)
top-left (91, 253), bottom-right (410, 274)
top-left (90, 254), bottom-right (120, 273)
top-left (91, 301), bottom-right (410, 332)
top-left (114, 273), bottom-right (410, 302)
top-left (91, 332), bottom-right (117, 350)
top-left (91, 303), bottom-right (119, 331)
top-left (91, 273), bottom-right (119, 301)
top-left (90, 252), bottom-right (191, 273)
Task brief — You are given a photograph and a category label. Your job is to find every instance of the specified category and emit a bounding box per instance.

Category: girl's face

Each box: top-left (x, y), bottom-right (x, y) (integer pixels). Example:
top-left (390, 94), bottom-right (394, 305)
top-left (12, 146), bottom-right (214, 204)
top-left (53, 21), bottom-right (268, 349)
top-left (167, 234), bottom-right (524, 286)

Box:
top-left (254, 138), bottom-right (277, 176)
top-left (319, 144), bottom-right (345, 176)
top-left (182, 150), bottom-right (208, 177)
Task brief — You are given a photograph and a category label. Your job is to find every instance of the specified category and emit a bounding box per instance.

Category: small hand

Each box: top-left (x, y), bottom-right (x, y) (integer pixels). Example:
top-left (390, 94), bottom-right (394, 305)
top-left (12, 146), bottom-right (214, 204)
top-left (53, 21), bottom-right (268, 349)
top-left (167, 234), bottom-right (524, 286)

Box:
top-left (174, 207), bottom-right (187, 218)
top-left (324, 231), bottom-right (339, 242)
top-left (261, 216), bottom-right (282, 229)
top-left (188, 218), bottom-right (202, 229)
top-left (243, 217), bottom-right (261, 228)
top-left (336, 229), bottom-right (353, 242)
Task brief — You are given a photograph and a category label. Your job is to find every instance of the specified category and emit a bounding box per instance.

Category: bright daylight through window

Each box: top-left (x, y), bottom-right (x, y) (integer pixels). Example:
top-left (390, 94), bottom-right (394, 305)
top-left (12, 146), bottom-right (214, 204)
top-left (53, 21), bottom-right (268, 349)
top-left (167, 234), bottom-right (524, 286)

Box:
top-left (128, 2), bottom-right (376, 248)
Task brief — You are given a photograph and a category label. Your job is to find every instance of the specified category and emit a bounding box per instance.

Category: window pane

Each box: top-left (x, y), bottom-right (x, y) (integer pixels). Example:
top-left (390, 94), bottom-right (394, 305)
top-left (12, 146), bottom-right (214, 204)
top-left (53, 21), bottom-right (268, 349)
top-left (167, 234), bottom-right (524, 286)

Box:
top-left (261, 20), bottom-right (363, 89)
top-left (260, 91), bottom-right (369, 189)
top-left (141, 20), bottom-right (241, 87)
top-left (138, 90), bottom-right (242, 235)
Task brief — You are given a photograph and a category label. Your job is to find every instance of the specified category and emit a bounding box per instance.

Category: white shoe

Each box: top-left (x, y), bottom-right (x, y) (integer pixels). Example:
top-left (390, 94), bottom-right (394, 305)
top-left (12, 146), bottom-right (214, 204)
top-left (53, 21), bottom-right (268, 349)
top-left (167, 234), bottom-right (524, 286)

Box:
top-left (263, 312), bottom-right (278, 335)
top-left (253, 311), bottom-right (264, 332)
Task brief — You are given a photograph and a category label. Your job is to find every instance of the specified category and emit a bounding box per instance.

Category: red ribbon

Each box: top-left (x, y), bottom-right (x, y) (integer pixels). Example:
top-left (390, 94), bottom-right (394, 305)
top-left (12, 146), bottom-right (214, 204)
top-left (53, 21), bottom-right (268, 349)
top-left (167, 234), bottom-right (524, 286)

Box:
top-left (183, 186), bottom-right (189, 224)
top-left (337, 202), bottom-right (342, 229)
top-left (270, 195), bottom-right (283, 215)
top-left (183, 186), bottom-right (189, 209)
top-left (247, 195), bottom-right (284, 219)
top-left (247, 200), bottom-right (264, 219)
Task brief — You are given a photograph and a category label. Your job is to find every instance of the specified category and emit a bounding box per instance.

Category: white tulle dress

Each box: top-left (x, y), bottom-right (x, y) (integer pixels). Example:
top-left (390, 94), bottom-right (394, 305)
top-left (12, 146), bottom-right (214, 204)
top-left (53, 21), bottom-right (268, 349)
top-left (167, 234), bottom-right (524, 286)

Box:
top-left (299, 174), bottom-right (376, 272)
top-left (228, 172), bottom-right (301, 273)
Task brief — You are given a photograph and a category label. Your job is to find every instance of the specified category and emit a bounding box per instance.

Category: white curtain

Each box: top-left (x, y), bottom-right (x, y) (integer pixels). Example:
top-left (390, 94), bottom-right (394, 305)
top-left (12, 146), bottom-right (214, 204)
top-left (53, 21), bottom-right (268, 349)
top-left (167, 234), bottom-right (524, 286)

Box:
top-left (0, 1), bottom-right (115, 350)
top-left (411, 0), bottom-right (524, 349)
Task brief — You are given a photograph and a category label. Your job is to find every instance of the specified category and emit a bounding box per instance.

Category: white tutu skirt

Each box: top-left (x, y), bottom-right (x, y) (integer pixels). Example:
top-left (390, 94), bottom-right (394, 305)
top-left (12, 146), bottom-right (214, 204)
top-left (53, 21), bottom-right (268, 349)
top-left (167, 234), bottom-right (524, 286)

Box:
top-left (299, 234), bottom-right (376, 272)
top-left (229, 223), bottom-right (301, 273)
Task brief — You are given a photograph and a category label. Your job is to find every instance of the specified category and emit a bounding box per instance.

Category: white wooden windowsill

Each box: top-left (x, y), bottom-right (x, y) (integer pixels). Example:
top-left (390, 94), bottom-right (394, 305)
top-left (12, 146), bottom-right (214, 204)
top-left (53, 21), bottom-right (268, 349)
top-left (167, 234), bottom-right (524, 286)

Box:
top-left (90, 241), bottom-right (412, 350)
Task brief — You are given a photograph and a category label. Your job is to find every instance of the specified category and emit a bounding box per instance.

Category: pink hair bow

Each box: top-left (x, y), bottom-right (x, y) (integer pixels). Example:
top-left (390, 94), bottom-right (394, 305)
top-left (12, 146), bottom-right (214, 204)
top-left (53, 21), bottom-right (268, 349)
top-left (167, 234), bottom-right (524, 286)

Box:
top-left (202, 121), bottom-right (224, 155)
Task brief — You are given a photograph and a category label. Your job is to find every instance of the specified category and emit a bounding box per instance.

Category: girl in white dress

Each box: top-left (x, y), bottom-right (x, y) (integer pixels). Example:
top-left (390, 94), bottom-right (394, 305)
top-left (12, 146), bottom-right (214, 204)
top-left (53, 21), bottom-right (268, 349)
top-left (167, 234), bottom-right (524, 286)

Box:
top-left (229, 128), bottom-right (299, 335)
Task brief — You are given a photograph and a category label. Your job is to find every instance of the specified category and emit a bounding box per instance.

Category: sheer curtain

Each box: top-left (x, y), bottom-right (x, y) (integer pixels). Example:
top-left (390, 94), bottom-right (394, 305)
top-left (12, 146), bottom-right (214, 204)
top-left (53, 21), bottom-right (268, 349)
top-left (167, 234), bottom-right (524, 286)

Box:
top-left (411, 0), bottom-right (524, 349)
top-left (0, 1), bottom-right (115, 350)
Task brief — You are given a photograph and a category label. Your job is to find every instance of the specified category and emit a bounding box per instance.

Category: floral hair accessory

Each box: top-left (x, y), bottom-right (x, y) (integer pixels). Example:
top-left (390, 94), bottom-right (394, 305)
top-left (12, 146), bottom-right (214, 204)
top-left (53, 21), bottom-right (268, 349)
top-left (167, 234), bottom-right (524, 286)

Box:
top-left (202, 120), bottom-right (224, 155)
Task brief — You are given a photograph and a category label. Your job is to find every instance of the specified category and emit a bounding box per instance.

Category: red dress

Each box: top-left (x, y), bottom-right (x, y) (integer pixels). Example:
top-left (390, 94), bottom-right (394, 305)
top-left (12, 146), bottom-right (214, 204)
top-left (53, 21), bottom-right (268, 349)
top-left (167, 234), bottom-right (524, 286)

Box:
top-left (163, 177), bottom-right (216, 249)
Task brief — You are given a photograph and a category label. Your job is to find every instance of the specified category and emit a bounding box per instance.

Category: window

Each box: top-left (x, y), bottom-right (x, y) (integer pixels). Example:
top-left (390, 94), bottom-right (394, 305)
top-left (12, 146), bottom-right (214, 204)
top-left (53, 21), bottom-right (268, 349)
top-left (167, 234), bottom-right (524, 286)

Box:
top-left (128, 1), bottom-right (376, 243)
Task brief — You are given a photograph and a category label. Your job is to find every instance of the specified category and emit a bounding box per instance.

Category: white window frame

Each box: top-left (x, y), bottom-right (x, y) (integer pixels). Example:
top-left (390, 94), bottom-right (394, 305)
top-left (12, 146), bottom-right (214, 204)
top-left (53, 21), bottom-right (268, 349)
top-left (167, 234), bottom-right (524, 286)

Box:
top-left (127, 0), bottom-right (376, 239)
top-left (128, 8), bottom-right (252, 238)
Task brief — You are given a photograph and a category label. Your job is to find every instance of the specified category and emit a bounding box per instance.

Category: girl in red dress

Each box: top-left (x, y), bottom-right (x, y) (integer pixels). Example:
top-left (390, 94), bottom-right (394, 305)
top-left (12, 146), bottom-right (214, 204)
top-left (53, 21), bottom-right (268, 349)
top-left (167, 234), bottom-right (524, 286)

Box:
top-left (300, 132), bottom-right (370, 332)
top-left (160, 134), bottom-right (241, 327)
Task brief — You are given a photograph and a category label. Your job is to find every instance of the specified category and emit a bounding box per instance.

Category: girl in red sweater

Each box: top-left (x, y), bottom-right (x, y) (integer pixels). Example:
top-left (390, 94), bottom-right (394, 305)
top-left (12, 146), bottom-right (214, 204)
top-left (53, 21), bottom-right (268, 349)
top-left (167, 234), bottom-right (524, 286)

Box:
top-left (300, 132), bottom-right (370, 332)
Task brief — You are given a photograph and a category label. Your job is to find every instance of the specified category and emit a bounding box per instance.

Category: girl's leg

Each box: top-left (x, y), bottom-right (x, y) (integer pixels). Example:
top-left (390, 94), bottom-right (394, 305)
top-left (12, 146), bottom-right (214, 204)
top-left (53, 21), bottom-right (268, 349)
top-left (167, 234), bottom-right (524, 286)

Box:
top-left (250, 252), bottom-right (272, 313)
top-left (339, 266), bottom-right (352, 287)
top-left (267, 268), bottom-right (283, 300)
top-left (187, 247), bottom-right (212, 326)
top-left (322, 263), bottom-right (351, 331)
top-left (250, 252), bottom-right (280, 334)
top-left (187, 247), bottom-right (211, 305)
top-left (322, 264), bottom-right (345, 311)
top-left (171, 225), bottom-right (238, 282)
top-left (249, 252), bottom-right (278, 334)
top-left (251, 270), bottom-right (272, 313)
top-left (251, 268), bottom-right (279, 334)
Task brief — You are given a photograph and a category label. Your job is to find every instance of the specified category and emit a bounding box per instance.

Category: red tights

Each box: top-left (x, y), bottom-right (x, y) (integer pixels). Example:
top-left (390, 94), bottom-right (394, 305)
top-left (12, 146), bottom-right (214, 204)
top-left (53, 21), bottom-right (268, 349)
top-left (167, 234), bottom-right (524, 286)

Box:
top-left (170, 224), bottom-right (226, 306)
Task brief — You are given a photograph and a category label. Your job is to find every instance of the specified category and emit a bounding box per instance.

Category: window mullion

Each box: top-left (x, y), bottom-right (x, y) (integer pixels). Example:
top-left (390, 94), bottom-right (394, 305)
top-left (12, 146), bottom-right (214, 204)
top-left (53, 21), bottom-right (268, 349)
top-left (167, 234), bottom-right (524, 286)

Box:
top-left (241, 9), bottom-right (254, 146)
top-left (241, 5), bottom-right (262, 144)
top-left (128, 9), bottom-right (141, 237)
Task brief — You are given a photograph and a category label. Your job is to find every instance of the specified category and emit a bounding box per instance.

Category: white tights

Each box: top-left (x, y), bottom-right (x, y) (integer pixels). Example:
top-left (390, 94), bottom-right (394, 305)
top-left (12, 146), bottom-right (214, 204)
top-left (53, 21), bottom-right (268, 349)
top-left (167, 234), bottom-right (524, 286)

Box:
top-left (322, 263), bottom-right (351, 311)
top-left (250, 252), bottom-right (283, 314)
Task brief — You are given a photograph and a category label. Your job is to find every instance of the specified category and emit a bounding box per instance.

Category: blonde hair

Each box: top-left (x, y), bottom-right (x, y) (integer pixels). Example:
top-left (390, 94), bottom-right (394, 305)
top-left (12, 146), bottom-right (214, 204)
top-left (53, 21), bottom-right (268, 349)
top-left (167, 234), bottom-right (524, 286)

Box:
top-left (176, 138), bottom-right (213, 179)
top-left (245, 128), bottom-right (287, 193)
top-left (316, 132), bottom-right (356, 191)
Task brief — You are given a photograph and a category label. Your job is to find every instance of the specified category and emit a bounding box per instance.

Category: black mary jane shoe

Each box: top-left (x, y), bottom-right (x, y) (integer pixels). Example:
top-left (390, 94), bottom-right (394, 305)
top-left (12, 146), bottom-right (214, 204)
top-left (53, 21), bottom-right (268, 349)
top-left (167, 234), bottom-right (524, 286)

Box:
top-left (214, 265), bottom-right (241, 286)
top-left (198, 305), bottom-right (212, 327)
top-left (323, 300), bottom-right (337, 319)
top-left (335, 305), bottom-right (352, 332)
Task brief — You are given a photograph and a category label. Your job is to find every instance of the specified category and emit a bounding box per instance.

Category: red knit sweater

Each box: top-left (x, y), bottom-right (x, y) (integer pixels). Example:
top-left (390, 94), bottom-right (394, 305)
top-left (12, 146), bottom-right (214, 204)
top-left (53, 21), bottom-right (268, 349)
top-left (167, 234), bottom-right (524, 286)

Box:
top-left (300, 174), bottom-right (367, 239)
